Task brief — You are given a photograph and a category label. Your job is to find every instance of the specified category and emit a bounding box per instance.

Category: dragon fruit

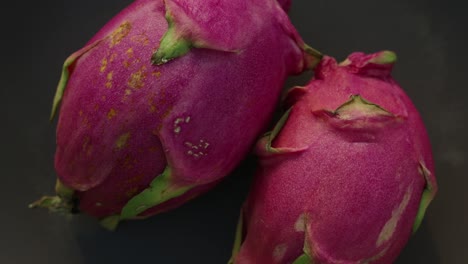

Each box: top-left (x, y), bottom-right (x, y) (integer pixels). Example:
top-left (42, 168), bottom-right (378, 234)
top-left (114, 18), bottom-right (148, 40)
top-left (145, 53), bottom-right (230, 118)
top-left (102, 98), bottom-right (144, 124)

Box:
top-left (30, 0), bottom-right (320, 229)
top-left (230, 51), bottom-right (437, 264)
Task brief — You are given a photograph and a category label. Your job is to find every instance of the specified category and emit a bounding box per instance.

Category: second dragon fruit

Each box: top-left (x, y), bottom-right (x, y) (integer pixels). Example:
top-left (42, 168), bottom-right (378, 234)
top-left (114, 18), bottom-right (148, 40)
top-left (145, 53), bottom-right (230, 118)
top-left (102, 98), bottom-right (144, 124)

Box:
top-left (231, 51), bottom-right (437, 264)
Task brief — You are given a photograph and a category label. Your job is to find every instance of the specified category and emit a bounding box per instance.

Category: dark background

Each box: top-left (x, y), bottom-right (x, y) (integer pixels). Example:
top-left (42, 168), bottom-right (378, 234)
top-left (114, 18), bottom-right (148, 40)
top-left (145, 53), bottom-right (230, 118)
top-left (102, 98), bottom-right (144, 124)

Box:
top-left (2, 0), bottom-right (467, 263)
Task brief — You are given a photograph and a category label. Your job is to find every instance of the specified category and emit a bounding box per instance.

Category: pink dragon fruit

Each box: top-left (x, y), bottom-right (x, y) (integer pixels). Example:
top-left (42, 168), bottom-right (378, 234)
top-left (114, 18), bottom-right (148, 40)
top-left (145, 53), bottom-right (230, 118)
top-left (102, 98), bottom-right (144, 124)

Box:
top-left (230, 51), bottom-right (437, 264)
top-left (30, 0), bottom-right (320, 229)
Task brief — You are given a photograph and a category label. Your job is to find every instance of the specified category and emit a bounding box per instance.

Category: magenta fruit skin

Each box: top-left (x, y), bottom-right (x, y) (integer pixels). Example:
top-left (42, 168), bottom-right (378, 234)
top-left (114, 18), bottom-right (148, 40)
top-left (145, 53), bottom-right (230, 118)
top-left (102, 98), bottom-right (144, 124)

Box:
top-left (232, 52), bottom-right (437, 264)
top-left (41, 0), bottom-right (316, 224)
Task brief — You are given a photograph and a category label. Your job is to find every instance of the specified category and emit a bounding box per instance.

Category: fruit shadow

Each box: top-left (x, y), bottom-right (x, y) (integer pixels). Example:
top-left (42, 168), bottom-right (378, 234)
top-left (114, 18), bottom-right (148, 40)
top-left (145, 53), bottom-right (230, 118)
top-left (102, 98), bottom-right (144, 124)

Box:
top-left (71, 156), bottom-right (257, 264)
top-left (396, 221), bottom-right (440, 263)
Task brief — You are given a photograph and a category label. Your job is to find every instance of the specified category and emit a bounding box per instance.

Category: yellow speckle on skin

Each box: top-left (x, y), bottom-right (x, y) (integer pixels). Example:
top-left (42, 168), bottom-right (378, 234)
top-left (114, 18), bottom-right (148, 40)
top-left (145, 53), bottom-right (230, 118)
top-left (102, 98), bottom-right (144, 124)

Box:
top-left (152, 71), bottom-right (161, 78)
top-left (110, 21), bottom-right (132, 47)
top-left (100, 58), bottom-right (108, 73)
top-left (162, 106), bottom-right (173, 119)
top-left (79, 110), bottom-right (83, 116)
top-left (110, 53), bottom-right (117, 62)
top-left (128, 66), bottom-right (147, 89)
top-left (125, 89), bottom-right (132, 96)
top-left (115, 132), bottom-right (131, 149)
top-left (106, 71), bottom-right (113, 88)
top-left (107, 108), bottom-right (117, 119)
top-left (126, 48), bottom-right (134, 57)
top-left (148, 97), bottom-right (157, 113)
top-left (131, 33), bottom-right (149, 45)
top-left (82, 137), bottom-right (93, 156)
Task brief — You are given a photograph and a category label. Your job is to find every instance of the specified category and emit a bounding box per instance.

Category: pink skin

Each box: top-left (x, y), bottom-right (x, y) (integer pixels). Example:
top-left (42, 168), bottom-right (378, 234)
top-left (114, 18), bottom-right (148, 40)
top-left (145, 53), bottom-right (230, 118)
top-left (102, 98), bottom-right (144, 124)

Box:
top-left (234, 52), bottom-right (437, 263)
top-left (54, 0), bottom-right (312, 218)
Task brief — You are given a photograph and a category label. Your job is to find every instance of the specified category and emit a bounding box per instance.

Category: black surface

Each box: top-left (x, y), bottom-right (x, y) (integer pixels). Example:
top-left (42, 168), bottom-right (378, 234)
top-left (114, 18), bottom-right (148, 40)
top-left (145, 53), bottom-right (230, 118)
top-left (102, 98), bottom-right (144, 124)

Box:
top-left (3, 0), bottom-right (467, 263)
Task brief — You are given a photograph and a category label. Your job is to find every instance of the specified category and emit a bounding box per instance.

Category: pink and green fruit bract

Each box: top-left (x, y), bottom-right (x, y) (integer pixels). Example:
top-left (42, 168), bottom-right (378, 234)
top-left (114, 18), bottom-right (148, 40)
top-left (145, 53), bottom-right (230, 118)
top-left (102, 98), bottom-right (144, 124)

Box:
top-left (230, 51), bottom-right (437, 264)
top-left (31, 0), bottom-right (320, 230)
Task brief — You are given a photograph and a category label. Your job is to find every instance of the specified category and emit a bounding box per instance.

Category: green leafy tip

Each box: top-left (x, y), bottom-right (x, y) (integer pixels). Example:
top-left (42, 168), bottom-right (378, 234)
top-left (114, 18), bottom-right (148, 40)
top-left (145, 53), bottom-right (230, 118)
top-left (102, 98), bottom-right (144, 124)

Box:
top-left (101, 166), bottom-right (194, 230)
top-left (50, 39), bottom-right (104, 121)
top-left (55, 179), bottom-right (74, 199)
top-left (29, 180), bottom-right (76, 214)
top-left (120, 166), bottom-right (193, 219)
top-left (412, 162), bottom-right (436, 233)
top-left (334, 95), bottom-right (392, 118)
top-left (100, 215), bottom-right (121, 231)
top-left (303, 44), bottom-right (323, 69)
top-left (266, 108), bottom-right (292, 153)
top-left (50, 57), bottom-right (74, 121)
top-left (151, 17), bottom-right (192, 65)
top-left (292, 254), bottom-right (313, 264)
top-left (227, 211), bottom-right (244, 264)
top-left (292, 213), bottom-right (315, 264)
top-left (29, 196), bottom-right (70, 213)
top-left (369, 50), bottom-right (397, 65)
top-left (256, 108), bottom-right (308, 157)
